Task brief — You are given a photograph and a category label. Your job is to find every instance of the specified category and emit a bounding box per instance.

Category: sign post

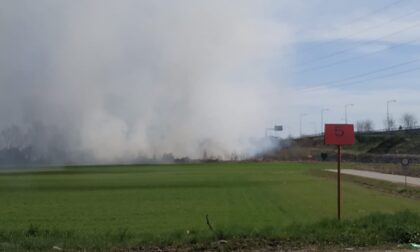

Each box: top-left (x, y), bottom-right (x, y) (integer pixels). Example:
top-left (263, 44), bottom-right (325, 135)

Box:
top-left (265, 125), bottom-right (283, 138)
top-left (337, 145), bottom-right (341, 220)
top-left (324, 124), bottom-right (355, 220)
top-left (274, 125), bottom-right (283, 131)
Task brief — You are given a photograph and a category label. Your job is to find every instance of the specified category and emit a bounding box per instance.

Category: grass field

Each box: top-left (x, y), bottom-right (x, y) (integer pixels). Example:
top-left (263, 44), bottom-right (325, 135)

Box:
top-left (0, 162), bottom-right (419, 250)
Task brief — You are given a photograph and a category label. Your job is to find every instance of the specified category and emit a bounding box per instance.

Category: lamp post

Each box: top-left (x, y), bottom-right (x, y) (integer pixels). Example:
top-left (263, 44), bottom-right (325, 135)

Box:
top-left (308, 121), bottom-right (317, 135)
top-left (300, 113), bottom-right (308, 137)
top-left (344, 104), bottom-right (353, 124)
top-left (321, 108), bottom-right (329, 134)
top-left (386, 99), bottom-right (397, 131)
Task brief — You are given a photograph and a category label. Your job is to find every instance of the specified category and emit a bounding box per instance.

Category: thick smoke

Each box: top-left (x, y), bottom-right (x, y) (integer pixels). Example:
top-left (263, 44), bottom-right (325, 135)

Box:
top-left (0, 1), bottom-right (292, 164)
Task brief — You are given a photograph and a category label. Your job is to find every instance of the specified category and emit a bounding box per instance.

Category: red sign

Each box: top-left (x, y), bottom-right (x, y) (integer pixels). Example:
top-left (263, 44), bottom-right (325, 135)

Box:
top-left (324, 124), bottom-right (355, 145)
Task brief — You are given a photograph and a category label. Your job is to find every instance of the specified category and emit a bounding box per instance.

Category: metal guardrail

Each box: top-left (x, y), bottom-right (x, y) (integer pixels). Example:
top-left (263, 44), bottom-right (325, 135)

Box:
top-left (358, 126), bottom-right (420, 134)
top-left (297, 126), bottom-right (420, 139)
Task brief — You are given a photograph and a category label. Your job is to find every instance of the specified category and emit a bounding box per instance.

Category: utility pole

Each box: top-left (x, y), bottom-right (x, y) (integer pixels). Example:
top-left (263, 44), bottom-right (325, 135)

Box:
top-left (386, 100), bottom-right (397, 131)
top-left (321, 108), bottom-right (329, 134)
top-left (309, 121), bottom-right (317, 135)
top-left (300, 113), bottom-right (308, 137)
top-left (344, 104), bottom-right (353, 124)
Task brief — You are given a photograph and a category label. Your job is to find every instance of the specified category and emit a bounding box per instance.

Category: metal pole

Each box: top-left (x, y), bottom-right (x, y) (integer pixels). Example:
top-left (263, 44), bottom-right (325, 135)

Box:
top-left (345, 108), bottom-right (347, 124)
top-left (300, 113), bottom-right (307, 137)
top-left (344, 104), bottom-right (353, 124)
top-left (266, 128), bottom-right (274, 138)
top-left (321, 109), bottom-right (328, 134)
top-left (337, 145), bottom-right (341, 220)
top-left (386, 100), bottom-right (396, 131)
top-left (300, 117), bottom-right (302, 136)
top-left (387, 102), bottom-right (390, 131)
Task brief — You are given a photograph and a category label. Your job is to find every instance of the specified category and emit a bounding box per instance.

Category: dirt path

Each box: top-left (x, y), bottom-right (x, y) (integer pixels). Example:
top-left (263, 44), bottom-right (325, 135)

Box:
top-left (327, 169), bottom-right (420, 187)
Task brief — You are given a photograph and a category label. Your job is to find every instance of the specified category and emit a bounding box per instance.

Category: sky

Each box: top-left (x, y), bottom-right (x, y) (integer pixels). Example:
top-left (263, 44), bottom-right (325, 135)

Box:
top-left (276, 0), bottom-right (420, 136)
top-left (1, 0), bottom-right (420, 163)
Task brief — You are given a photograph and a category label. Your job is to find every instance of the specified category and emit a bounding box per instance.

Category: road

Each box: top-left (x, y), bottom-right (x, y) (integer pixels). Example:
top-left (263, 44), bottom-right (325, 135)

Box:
top-left (326, 169), bottom-right (420, 187)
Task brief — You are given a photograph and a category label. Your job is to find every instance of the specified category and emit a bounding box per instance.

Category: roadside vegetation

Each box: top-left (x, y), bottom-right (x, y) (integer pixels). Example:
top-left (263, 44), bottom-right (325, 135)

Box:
top-left (0, 211), bottom-right (419, 251)
top-left (268, 129), bottom-right (420, 165)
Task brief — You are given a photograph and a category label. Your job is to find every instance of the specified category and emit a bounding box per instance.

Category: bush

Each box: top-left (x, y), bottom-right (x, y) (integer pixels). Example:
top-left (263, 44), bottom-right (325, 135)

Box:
top-left (284, 211), bottom-right (420, 246)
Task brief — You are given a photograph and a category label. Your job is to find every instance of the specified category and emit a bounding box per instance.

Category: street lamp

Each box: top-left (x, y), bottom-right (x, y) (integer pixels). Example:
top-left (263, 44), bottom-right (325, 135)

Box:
top-left (300, 113), bottom-right (308, 137)
top-left (386, 99), bottom-right (397, 131)
top-left (308, 121), bottom-right (317, 135)
top-left (344, 104), bottom-right (354, 124)
top-left (321, 108), bottom-right (329, 134)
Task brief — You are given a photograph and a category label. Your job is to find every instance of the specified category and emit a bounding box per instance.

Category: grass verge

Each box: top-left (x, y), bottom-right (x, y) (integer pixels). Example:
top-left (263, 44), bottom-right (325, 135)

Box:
top-left (283, 210), bottom-right (420, 247)
top-left (311, 168), bottom-right (420, 200)
top-left (0, 211), bottom-right (419, 251)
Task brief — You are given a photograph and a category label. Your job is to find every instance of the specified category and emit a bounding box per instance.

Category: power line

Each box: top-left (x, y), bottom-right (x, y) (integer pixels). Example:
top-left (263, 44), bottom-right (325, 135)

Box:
top-left (276, 0), bottom-right (410, 63)
top-left (301, 57), bottom-right (420, 91)
top-left (298, 0), bottom-right (409, 54)
top-left (297, 20), bottom-right (420, 69)
top-left (301, 66), bottom-right (420, 93)
top-left (329, 5), bottom-right (420, 43)
top-left (297, 36), bottom-right (420, 74)
top-left (341, 0), bottom-right (408, 23)
top-left (287, 0), bottom-right (420, 94)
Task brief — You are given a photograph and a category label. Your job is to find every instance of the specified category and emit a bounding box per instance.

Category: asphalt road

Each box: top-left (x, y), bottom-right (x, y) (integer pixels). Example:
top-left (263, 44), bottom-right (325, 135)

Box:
top-left (327, 169), bottom-right (420, 187)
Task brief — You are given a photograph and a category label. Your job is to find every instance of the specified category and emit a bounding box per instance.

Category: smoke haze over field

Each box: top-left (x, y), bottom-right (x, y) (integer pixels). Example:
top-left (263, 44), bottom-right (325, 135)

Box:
top-left (0, 1), bottom-right (292, 164)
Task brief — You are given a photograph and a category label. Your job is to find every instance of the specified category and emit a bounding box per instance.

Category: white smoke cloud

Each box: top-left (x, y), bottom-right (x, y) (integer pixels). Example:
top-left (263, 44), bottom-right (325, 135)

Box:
top-left (0, 0), bottom-right (293, 163)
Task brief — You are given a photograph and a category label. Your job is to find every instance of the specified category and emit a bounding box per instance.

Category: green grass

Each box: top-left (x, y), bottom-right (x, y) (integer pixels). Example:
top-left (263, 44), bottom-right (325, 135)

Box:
top-left (285, 210), bottom-right (420, 246)
top-left (0, 162), bottom-right (419, 250)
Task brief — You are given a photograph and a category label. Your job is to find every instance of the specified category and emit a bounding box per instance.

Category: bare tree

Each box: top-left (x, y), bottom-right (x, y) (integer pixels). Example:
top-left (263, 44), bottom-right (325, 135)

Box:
top-left (356, 121), bottom-right (364, 132)
top-left (365, 120), bottom-right (374, 132)
top-left (401, 113), bottom-right (417, 129)
top-left (384, 116), bottom-right (396, 131)
top-left (356, 120), bottom-right (374, 132)
top-left (0, 125), bottom-right (25, 149)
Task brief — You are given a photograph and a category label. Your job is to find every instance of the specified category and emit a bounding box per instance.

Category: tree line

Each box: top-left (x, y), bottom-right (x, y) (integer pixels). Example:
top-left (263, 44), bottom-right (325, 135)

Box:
top-left (356, 113), bottom-right (418, 132)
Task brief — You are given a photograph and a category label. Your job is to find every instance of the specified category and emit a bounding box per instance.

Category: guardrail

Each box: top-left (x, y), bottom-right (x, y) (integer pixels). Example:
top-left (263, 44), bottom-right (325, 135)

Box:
top-left (297, 126), bottom-right (420, 139)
